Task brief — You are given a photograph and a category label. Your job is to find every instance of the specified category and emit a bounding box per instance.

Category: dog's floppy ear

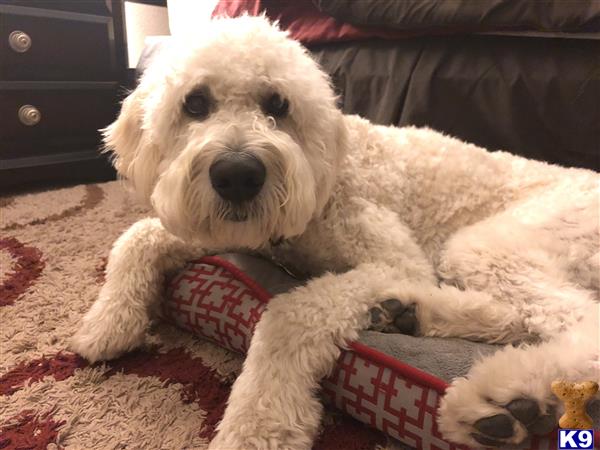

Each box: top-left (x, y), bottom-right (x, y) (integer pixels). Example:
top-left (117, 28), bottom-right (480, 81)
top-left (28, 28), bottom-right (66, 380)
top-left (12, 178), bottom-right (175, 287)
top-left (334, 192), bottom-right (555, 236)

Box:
top-left (102, 85), bottom-right (160, 200)
top-left (102, 87), bottom-right (145, 179)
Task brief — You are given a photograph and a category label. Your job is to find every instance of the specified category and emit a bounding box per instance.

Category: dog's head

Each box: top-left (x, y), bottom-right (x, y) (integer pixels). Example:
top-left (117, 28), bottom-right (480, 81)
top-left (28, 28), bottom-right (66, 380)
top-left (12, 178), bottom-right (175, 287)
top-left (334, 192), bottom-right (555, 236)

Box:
top-left (104, 16), bottom-right (347, 249)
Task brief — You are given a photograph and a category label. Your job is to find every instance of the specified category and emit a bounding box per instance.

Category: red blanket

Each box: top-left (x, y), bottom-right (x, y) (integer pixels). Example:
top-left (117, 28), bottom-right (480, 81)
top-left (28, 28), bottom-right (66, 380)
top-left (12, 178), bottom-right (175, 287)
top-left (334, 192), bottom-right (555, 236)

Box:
top-left (212, 0), bottom-right (414, 44)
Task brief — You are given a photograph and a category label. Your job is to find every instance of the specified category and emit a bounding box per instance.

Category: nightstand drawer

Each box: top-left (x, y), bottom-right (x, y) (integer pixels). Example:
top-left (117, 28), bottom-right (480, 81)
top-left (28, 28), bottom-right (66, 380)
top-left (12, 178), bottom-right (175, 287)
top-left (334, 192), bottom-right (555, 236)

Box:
top-left (0, 4), bottom-right (116, 81)
top-left (0, 83), bottom-right (120, 159)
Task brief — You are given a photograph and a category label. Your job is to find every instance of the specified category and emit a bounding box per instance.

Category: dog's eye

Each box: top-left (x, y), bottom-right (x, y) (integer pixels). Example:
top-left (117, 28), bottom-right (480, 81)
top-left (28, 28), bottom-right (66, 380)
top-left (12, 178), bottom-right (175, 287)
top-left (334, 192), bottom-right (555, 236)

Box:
top-left (183, 89), bottom-right (211, 119)
top-left (263, 93), bottom-right (289, 119)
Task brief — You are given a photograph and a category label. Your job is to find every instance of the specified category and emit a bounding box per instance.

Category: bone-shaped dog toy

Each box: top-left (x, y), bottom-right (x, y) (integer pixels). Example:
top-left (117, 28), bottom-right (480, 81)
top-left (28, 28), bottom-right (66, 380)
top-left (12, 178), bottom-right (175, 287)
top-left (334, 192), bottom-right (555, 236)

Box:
top-left (551, 380), bottom-right (599, 429)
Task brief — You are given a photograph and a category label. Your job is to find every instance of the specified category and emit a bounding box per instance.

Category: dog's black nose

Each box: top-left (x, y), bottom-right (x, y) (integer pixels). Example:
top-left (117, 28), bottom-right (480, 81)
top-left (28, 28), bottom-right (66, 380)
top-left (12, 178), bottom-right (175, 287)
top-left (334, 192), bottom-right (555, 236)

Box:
top-left (209, 153), bottom-right (266, 203)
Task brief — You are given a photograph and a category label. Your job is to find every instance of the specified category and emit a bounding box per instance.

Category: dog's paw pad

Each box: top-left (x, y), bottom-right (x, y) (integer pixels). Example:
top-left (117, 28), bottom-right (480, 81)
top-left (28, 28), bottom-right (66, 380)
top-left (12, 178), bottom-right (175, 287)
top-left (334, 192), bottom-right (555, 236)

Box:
top-left (505, 398), bottom-right (557, 436)
top-left (368, 299), bottom-right (418, 335)
top-left (467, 398), bottom-right (556, 447)
top-left (380, 298), bottom-right (405, 313)
top-left (369, 307), bottom-right (385, 326)
top-left (527, 406), bottom-right (557, 436)
top-left (506, 398), bottom-right (540, 425)
top-left (474, 414), bottom-right (514, 439)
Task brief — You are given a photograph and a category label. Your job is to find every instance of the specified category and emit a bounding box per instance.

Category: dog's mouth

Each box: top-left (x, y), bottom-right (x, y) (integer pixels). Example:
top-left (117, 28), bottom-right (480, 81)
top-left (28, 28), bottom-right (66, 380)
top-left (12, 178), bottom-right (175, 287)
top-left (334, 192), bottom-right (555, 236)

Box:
top-left (215, 200), bottom-right (252, 223)
top-left (221, 205), bottom-right (250, 222)
top-left (224, 210), bottom-right (248, 222)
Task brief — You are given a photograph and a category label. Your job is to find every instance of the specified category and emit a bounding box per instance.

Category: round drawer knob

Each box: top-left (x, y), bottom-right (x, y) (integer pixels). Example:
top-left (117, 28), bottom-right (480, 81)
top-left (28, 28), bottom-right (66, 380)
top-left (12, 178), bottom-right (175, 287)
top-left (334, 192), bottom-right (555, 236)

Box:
top-left (9, 30), bottom-right (32, 53)
top-left (18, 105), bottom-right (41, 126)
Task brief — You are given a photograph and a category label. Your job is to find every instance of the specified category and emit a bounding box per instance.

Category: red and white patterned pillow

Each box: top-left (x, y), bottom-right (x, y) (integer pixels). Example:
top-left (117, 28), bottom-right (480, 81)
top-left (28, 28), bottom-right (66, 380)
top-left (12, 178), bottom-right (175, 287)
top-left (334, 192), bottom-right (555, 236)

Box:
top-left (163, 256), bottom-right (558, 450)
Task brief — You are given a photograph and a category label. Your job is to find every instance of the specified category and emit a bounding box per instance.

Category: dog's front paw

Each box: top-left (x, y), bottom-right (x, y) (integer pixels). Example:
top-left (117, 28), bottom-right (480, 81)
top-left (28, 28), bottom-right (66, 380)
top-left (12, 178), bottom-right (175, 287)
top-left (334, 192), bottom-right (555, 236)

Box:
top-left (69, 313), bottom-right (147, 363)
top-left (439, 377), bottom-right (557, 447)
top-left (368, 299), bottom-right (418, 335)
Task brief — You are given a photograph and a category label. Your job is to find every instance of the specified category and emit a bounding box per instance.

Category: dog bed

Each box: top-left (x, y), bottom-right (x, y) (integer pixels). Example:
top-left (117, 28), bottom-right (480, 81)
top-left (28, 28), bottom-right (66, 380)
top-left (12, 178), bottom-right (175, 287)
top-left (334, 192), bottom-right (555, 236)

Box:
top-left (162, 254), bottom-right (560, 450)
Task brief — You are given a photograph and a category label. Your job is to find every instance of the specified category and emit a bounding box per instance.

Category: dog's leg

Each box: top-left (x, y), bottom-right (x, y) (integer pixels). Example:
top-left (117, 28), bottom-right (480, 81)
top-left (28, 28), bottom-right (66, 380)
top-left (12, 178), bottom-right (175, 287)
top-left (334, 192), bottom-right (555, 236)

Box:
top-left (437, 196), bottom-right (598, 338)
top-left (305, 198), bottom-right (530, 344)
top-left (70, 217), bottom-right (200, 362)
top-left (439, 302), bottom-right (599, 447)
top-left (209, 262), bottom-right (412, 450)
top-left (435, 190), bottom-right (600, 446)
top-left (368, 283), bottom-right (531, 343)
top-left (437, 284), bottom-right (599, 446)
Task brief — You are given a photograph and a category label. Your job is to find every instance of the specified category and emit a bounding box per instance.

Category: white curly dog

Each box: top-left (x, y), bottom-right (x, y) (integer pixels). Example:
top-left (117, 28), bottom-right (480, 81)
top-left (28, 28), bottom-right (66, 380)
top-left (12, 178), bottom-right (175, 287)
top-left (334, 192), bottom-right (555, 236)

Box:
top-left (70, 16), bottom-right (599, 449)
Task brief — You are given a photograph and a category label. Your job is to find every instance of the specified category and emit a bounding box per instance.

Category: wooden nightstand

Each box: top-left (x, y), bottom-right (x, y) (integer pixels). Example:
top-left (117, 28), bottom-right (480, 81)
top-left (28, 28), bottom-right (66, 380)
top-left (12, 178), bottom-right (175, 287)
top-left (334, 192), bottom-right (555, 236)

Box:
top-left (0, 0), bottom-right (128, 190)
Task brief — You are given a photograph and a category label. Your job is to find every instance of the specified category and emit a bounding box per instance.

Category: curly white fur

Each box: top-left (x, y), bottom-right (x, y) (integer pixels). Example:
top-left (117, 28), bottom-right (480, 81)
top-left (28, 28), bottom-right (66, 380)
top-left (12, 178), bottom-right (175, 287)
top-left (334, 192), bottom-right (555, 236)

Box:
top-left (70, 16), bottom-right (599, 449)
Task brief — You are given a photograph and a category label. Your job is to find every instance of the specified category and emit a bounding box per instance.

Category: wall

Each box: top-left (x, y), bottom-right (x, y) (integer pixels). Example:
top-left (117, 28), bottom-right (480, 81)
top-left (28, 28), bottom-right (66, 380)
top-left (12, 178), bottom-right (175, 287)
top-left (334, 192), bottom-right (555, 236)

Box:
top-left (168, 0), bottom-right (219, 36)
top-left (124, 1), bottom-right (170, 68)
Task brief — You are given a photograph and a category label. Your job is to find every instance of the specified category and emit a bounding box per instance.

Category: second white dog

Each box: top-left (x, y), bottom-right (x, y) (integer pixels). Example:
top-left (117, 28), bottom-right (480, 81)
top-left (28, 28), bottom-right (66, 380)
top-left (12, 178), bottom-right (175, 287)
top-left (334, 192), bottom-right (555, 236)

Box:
top-left (70, 16), bottom-right (599, 449)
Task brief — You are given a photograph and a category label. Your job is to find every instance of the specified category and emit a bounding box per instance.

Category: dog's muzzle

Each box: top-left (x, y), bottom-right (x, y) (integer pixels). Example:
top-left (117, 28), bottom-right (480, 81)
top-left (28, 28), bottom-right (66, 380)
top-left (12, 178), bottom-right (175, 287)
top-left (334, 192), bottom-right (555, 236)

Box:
top-left (209, 152), bottom-right (266, 204)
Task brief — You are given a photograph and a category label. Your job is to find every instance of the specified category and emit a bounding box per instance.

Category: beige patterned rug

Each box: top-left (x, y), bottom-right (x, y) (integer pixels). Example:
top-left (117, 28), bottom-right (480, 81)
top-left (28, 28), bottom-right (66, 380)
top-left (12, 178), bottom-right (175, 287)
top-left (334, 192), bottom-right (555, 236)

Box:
top-left (0, 181), bottom-right (399, 450)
